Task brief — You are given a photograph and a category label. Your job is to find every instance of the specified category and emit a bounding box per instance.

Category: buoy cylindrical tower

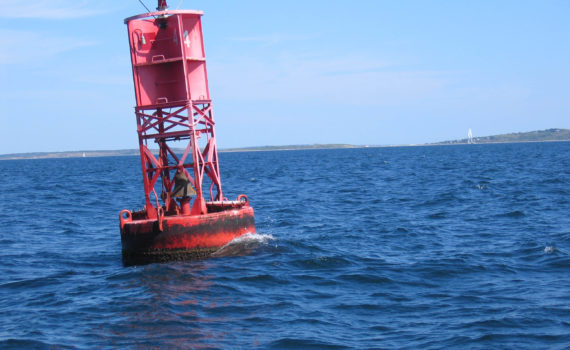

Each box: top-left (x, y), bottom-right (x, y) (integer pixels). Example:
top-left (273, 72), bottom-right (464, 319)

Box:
top-left (119, 1), bottom-right (255, 264)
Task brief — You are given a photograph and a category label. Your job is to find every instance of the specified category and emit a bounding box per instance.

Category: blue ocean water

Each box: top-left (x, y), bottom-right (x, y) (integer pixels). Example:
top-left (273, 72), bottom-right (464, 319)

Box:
top-left (0, 142), bottom-right (569, 349)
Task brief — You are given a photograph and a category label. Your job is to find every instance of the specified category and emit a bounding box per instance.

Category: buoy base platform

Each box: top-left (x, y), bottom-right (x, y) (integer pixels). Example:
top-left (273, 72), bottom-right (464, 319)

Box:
top-left (120, 201), bottom-right (255, 266)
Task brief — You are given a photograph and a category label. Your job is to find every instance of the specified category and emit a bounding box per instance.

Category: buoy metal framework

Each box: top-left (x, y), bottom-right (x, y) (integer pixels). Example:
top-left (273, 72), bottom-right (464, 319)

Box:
top-left (119, 1), bottom-right (255, 264)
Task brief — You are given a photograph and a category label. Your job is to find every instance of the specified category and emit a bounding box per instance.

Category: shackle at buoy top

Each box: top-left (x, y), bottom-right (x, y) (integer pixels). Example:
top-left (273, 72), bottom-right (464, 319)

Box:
top-left (157, 0), bottom-right (168, 11)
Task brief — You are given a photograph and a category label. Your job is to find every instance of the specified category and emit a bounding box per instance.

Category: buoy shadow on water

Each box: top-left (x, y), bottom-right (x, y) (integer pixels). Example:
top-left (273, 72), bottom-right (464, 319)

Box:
top-left (211, 233), bottom-right (275, 258)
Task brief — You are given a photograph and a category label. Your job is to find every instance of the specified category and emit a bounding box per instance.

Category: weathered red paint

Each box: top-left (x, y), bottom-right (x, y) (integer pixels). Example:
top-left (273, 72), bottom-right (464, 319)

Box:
top-left (121, 206), bottom-right (255, 251)
top-left (119, 3), bottom-right (255, 263)
top-left (120, 204), bottom-right (255, 264)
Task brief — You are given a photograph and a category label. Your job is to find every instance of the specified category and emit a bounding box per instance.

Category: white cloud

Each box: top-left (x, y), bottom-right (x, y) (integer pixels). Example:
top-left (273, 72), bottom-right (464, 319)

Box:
top-left (209, 53), bottom-right (449, 106)
top-left (209, 50), bottom-right (534, 111)
top-left (0, 0), bottom-right (110, 19)
top-left (0, 30), bottom-right (96, 63)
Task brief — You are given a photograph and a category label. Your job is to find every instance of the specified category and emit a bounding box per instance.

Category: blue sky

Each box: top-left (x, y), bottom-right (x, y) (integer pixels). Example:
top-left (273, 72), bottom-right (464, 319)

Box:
top-left (1, 0), bottom-right (569, 154)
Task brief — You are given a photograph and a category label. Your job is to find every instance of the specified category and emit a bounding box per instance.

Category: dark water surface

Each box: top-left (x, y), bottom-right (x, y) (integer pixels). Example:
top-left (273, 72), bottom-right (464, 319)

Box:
top-left (1, 142), bottom-right (569, 349)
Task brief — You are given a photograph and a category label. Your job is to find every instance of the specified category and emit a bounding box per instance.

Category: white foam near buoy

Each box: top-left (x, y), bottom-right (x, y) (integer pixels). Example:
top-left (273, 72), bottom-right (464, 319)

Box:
top-left (212, 233), bottom-right (275, 257)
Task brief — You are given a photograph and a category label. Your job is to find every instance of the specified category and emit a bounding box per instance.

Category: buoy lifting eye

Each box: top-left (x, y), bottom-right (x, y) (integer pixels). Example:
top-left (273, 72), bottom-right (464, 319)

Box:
top-left (237, 194), bottom-right (249, 205)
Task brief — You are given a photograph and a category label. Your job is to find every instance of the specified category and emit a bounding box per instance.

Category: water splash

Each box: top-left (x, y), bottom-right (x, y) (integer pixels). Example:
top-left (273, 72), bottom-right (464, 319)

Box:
top-left (544, 246), bottom-right (556, 254)
top-left (211, 233), bottom-right (275, 258)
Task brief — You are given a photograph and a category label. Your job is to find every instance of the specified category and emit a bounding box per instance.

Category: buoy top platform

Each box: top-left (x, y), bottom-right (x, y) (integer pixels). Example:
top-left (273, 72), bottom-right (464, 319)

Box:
top-left (119, 1), bottom-right (256, 265)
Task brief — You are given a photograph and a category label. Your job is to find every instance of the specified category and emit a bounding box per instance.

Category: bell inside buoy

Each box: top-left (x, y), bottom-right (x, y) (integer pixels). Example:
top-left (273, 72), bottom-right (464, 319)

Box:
top-left (171, 172), bottom-right (196, 198)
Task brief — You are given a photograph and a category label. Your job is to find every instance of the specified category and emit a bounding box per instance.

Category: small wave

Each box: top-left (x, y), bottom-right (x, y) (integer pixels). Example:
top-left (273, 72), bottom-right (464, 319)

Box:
top-left (269, 337), bottom-right (349, 349)
top-left (291, 256), bottom-right (353, 269)
top-left (0, 339), bottom-right (70, 349)
top-left (211, 233), bottom-right (275, 258)
top-left (544, 246), bottom-right (557, 254)
top-left (427, 212), bottom-right (446, 219)
top-left (542, 177), bottom-right (563, 184)
top-left (415, 193), bottom-right (458, 207)
top-left (496, 210), bottom-right (525, 218)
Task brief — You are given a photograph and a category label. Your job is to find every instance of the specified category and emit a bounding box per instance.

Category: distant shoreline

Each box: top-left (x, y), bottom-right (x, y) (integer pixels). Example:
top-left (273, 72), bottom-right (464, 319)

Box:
top-left (1, 129), bottom-right (568, 160)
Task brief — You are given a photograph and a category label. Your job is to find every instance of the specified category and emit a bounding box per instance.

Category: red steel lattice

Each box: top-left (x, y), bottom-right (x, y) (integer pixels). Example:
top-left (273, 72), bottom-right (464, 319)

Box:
top-left (125, 7), bottom-right (223, 219)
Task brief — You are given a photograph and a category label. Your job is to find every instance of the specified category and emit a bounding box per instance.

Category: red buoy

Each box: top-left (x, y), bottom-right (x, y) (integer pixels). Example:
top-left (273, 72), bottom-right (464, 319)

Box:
top-left (120, 2), bottom-right (255, 264)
